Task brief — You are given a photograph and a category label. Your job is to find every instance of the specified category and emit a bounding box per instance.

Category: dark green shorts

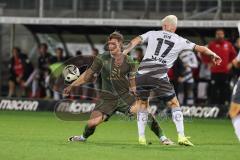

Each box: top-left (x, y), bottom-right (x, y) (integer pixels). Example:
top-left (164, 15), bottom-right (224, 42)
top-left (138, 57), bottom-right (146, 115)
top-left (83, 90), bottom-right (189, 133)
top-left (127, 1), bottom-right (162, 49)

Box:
top-left (94, 92), bottom-right (136, 119)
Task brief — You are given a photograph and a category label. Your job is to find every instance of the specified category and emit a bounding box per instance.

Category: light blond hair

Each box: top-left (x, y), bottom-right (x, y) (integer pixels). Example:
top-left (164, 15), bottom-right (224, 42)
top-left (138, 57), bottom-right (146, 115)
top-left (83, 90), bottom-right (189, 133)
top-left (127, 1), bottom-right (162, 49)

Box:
top-left (162, 15), bottom-right (178, 27)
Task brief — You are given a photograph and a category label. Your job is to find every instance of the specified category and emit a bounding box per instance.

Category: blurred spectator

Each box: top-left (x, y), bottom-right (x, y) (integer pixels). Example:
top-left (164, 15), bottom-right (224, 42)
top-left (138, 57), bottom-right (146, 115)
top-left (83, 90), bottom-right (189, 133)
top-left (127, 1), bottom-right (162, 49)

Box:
top-left (38, 43), bottom-right (52, 73)
top-left (8, 47), bottom-right (34, 97)
top-left (134, 47), bottom-right (144, 63)
top-left (205, 29), bottom-right (237, 105)
top-left (176, 51), bottom-right (198, 105)
top-left (197, 51), bottom-right (211, 104)
top-left (50, 47), bottom-right (67, 100)
top-left (92, 48), bottom-right (99, 57)
top-left (50, 48), bottom-right (66, 63)
top-left (37, 43), bottom-right (53, 98)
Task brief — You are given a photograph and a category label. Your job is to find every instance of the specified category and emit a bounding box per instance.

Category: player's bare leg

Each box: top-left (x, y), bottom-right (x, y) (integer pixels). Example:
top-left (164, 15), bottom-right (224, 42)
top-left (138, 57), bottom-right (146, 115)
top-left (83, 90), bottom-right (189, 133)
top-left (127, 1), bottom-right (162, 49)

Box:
top-left (131, 100), bottom-right (174, 145)
top-left (167, 96), bottom-right (194, 146)
top-left (68, 111), bottom-right (106, 142)
top-left (229, 102), bottom-right (240, 142)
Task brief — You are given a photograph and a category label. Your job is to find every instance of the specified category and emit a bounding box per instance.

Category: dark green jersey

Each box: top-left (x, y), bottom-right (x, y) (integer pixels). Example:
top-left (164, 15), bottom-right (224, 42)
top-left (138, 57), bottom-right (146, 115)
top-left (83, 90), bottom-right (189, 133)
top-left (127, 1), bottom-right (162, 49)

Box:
top-left (90, 52), bottom-right (137, 96)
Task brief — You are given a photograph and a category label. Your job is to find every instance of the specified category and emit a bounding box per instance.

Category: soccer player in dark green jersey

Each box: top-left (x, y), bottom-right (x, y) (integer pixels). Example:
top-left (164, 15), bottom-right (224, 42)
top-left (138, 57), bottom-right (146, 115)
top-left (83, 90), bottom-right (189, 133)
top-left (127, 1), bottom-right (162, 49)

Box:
top-left (64, 32), bottom-right (173, 145)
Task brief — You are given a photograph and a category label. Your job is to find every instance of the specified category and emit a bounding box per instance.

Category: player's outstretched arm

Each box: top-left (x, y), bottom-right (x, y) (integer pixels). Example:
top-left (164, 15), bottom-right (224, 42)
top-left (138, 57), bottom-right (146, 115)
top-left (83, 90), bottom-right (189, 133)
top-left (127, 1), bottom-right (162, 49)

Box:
top-left (63, 68), bottom-right (96, 95)
top-left (194, 45), bottom-right (222, 65)
top-left (123, 36), bottom-right (142, 55)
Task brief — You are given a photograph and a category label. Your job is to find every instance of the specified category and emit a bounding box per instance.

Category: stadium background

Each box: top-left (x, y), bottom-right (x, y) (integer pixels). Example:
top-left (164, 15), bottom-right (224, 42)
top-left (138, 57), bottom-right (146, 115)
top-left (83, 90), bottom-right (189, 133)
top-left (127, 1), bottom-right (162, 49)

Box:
top-left (0, 1), bottom-right (240, 160)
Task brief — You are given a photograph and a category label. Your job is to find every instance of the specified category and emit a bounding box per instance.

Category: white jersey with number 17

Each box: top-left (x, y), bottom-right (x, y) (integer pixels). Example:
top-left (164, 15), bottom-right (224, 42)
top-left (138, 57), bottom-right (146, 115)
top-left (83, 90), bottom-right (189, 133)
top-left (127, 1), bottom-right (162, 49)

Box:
top-left (138, 30), bottom-right (196, 79)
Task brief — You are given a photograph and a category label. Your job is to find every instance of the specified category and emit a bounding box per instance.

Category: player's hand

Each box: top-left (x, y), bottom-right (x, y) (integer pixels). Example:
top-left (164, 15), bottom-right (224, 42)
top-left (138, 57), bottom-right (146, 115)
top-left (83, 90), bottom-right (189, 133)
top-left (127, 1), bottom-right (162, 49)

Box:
top-left (211, 54), bottom-right (222, 66)
top-left (63, 85), bottom-right (73, 96)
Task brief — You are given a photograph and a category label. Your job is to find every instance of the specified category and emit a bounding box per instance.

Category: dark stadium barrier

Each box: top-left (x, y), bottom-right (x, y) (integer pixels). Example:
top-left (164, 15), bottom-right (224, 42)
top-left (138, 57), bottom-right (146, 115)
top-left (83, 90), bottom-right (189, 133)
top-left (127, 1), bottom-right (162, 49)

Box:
top-left (0, 97), bottom-right (229, 119)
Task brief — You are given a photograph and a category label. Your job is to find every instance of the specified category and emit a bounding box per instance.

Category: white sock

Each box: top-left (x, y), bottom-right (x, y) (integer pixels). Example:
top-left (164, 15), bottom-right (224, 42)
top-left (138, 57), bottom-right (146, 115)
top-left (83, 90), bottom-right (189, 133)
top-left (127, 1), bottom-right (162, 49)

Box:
top-left (160, 135), bottom-right (167, 142)
top-left (80, 135), bottom-right (86, 140)
top-left (172, 107), bottom-right (185, 137)
top-left (232, 115), bottom-right (240, 142)
top-left (137, 111), bottom-right (148, 138)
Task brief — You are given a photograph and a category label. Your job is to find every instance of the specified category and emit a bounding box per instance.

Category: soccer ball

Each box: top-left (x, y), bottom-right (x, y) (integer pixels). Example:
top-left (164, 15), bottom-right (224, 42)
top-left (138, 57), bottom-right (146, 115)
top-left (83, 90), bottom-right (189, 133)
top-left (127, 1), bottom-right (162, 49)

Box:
top-left (62, 64), bottom-right (80, 84)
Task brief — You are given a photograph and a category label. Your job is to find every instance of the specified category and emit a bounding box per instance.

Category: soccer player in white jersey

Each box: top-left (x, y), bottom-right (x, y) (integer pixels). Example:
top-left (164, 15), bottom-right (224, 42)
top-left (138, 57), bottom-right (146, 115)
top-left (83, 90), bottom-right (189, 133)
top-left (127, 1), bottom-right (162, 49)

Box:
top-left (123, 15), bottom-right (222, 146)
top-left (229, 52), bottom-right (240, 142)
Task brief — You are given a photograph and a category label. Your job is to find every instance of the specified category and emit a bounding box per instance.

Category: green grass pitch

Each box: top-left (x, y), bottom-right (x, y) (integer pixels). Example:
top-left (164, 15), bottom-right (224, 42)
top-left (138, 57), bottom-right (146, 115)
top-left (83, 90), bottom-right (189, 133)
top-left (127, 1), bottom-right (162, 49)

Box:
top-left (0, 111), bottom-right (239, 160)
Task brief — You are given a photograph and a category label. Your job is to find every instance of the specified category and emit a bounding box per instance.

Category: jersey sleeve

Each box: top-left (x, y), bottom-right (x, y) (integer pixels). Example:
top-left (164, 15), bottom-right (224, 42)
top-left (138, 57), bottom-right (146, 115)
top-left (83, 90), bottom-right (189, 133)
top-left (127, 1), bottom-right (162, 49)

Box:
top-left (90, 55), bottom-right (103, 74)
top-left (139, 31), bottom-right (152, 43)
top-left (127, 56), bottom-right (137, 78)
top-left (181, 38), bottom-right (196, 51)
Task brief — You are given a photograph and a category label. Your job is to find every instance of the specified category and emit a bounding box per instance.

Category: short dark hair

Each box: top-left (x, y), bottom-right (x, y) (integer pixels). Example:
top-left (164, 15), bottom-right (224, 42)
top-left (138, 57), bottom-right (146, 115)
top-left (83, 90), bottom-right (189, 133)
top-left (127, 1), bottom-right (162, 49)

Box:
top-left (76, 50), bottom-right (82, 56)
top-left (135, 47), bottom-right (143, 53)
top-left (108, 31), bottom-right (124, 42)
top-left (92, 48), bottom-right (99, 54)
top-left (39, 43), bottom-right (48, 49)
top-left (56, 47), bottom-right (63, 53)
top-left (12, 47), bottom-right (21, 53)
top-left (216, 28), bottom-right (224, 33)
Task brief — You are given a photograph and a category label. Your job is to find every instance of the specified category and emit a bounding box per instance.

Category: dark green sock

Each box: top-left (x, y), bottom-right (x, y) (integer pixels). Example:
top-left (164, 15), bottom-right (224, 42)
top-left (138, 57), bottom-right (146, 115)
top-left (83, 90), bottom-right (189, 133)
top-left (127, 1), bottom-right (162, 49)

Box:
top-left (148, 114), bottom-right (165, 138)
top-left (83, 125), bottom-right (96, 139)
